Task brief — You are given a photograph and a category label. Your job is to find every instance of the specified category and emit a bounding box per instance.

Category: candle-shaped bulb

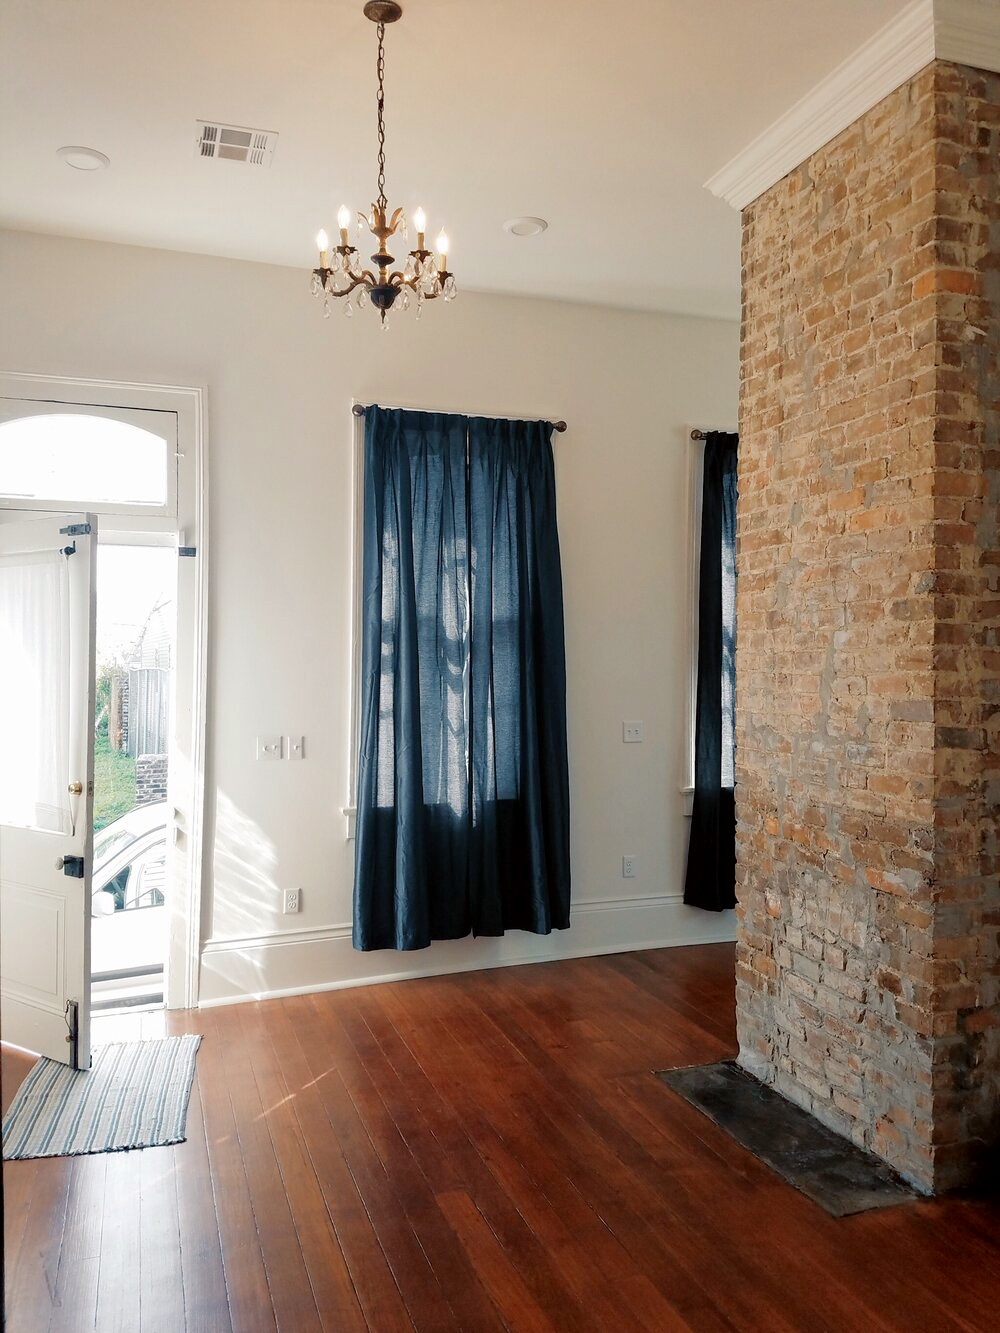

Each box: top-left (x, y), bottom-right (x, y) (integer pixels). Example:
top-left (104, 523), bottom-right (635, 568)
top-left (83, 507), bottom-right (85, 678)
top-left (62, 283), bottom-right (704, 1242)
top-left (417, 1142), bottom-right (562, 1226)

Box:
top-left (337, 204), bottom-right (351, 231)
top-left (316, 229), bottom-right (329, 252)
top-left (414, 206), bottom-right (427, 235)
top-left (436, 229), bottom-right (449, 272)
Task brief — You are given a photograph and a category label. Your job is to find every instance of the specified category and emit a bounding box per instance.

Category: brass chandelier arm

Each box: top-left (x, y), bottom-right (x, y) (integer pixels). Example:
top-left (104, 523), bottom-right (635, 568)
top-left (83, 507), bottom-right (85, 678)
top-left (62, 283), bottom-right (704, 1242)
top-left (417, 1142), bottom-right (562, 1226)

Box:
top-left (314, 268), bottom-right (378, 296)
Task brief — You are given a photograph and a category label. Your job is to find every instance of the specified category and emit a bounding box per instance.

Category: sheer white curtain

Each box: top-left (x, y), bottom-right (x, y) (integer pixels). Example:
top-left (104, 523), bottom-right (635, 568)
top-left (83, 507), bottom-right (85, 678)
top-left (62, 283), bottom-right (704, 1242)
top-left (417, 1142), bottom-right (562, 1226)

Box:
top-left (0, 547), bottom-right (72, 833)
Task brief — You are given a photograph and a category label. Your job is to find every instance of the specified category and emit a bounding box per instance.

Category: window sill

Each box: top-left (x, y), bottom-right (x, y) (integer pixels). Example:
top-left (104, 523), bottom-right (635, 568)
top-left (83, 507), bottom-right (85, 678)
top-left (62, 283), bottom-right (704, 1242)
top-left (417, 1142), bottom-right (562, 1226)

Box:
top-left (343, 806), bottom-right (356, 840)
top-left (680, 786), bottom-right (694, 818)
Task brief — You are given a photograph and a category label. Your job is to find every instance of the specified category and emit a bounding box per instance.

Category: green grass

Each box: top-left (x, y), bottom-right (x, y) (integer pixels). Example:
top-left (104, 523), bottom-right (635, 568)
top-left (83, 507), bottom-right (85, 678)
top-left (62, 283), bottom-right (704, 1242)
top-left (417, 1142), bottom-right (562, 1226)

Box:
top-left (93, 732), bottom-right (136, 832)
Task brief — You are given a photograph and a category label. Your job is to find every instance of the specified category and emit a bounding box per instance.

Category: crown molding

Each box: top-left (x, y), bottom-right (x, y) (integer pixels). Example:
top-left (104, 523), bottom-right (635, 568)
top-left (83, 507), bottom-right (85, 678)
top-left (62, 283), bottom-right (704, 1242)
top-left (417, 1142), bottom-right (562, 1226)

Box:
top-left (706, 0), bottom-right (1000, 211)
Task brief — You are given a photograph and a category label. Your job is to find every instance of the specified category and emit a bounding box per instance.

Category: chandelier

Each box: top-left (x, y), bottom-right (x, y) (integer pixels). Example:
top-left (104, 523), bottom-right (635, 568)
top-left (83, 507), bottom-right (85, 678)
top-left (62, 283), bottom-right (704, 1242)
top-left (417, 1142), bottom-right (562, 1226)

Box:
top-left (311, 1), bottom-right (456, 325)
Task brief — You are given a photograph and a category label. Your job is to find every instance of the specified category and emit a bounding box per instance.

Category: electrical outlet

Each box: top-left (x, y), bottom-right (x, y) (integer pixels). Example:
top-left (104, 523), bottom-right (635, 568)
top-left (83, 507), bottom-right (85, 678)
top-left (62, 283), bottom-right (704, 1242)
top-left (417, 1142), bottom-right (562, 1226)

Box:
top-left (257, 735), bottom-right (282, 760)
top-left (282, 888), bottom-right (301, 914)
top-left (623, 721), bottom-right (644, 743)
top-left (622, 855), bottom-right (637, 879)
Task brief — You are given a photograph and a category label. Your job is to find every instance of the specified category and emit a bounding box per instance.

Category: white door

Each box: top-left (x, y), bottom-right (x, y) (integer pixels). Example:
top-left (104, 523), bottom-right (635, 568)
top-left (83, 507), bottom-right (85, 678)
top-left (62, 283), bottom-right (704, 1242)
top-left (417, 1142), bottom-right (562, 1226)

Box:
top-left (0, 513), bottom-right (97, 1067)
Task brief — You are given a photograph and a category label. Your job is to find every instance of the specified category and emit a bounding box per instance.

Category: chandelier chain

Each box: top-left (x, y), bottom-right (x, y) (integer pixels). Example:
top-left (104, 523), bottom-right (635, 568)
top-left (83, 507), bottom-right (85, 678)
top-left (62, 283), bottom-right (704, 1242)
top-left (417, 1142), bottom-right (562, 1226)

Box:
top-left (376, 21), bottom-right (387, 210)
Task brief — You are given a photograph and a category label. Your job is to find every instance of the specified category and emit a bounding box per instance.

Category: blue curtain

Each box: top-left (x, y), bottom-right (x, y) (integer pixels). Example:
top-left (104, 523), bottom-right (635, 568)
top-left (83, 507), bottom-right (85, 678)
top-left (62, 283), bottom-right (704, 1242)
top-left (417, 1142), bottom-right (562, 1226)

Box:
top-left (684, 431), bottom-right (738, 911)
top-left (353, 407), bottom-right (570, 950)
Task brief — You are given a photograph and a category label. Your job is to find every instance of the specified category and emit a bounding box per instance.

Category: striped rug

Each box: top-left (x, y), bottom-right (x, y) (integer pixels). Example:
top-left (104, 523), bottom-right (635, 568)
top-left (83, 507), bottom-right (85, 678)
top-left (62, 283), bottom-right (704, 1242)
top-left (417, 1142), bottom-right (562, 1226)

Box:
top-left (2, 1035), bottom-right (201, 1160)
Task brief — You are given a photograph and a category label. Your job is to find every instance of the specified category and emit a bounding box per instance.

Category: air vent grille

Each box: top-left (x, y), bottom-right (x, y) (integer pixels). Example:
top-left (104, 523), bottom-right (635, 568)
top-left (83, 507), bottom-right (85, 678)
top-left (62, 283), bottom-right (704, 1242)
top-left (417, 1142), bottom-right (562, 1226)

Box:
top-left (196, 121), bottom-right (277, 167)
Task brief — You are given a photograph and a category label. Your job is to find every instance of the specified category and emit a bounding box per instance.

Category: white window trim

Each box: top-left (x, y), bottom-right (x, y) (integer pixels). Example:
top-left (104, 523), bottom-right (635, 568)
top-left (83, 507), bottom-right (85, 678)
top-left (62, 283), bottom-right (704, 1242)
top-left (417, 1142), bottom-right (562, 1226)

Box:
top-left (0, 371), bottom-right (209, 1009)
top-left (683, 421), bottom-right (737, 819)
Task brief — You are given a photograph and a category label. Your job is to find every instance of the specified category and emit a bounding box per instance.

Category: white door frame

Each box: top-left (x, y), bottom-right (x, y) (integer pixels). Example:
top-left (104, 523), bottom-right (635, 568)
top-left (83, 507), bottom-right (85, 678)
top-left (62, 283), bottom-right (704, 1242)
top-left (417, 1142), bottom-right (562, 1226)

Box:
top-left (0, 371), bottom-right (209, 1010)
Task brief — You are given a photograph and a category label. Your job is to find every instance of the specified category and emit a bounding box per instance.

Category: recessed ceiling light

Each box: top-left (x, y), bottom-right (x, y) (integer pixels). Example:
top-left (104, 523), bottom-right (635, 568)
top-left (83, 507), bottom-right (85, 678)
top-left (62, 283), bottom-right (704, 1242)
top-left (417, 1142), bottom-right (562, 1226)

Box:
top-left (503, 216), bottom-right (548, 237)
top-left (56, 146), bottom-right (110, 171)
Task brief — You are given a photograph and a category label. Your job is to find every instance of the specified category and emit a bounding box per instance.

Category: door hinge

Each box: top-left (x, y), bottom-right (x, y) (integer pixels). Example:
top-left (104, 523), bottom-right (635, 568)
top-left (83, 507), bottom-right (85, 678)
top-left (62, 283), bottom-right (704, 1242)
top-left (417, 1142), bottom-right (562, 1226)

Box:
top-left (61, 855), bottom-right (85, 878)
top-left (65, 999), bottom-right (80, 1067)
top-left (59, 522), bottom-right (92, 536)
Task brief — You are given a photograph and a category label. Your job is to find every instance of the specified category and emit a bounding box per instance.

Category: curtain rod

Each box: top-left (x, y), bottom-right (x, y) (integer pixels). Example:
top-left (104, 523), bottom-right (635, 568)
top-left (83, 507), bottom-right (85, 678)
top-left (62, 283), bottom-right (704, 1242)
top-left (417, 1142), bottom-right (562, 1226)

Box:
top-left (690, 429), bottom-right (709, 440)
top-left (352, 403), bottom-right (567, 432)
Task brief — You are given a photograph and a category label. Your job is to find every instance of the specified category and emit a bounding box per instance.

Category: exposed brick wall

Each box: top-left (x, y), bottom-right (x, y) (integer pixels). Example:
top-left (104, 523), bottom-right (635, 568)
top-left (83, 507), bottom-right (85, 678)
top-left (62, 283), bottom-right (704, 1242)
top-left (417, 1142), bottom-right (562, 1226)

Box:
top-left (736, 61), bottom-right (1000, 1192)
top-left (135, 753), bottom-right (168, 807)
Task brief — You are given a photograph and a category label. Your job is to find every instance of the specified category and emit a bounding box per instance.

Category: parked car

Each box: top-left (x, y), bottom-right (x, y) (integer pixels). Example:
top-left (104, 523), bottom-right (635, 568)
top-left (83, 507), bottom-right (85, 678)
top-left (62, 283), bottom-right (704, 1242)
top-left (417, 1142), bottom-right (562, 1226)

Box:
top-left (91, 800), bottom-right (168, 977)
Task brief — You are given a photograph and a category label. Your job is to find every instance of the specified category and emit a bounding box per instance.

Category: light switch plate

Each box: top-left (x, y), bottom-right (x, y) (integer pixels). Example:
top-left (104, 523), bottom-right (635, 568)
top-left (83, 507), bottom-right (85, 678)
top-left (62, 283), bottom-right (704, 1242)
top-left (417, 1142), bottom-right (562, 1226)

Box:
top-left (257, 735), bottom-right (282, 760)
top-left (623, 721), bottom-right (644, 743)
top-left (622, 854), bottom-right (637, 879)
top-left (286, 735), bottom-right (305, 760)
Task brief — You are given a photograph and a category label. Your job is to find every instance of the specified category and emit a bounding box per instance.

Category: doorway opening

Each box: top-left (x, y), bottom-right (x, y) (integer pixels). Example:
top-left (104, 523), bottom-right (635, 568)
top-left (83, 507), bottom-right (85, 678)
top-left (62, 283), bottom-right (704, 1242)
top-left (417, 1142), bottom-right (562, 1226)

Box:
top-left (0, 373), bottom-right (207, 1046)
top-left (91, 544), bottom-right (177, 1011)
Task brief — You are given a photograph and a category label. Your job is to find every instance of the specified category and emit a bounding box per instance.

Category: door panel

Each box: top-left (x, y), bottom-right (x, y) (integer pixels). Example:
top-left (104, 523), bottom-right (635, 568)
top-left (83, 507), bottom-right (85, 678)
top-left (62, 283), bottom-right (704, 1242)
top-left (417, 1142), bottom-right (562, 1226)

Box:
top-left (0, 513), bottom-right (97, 1067)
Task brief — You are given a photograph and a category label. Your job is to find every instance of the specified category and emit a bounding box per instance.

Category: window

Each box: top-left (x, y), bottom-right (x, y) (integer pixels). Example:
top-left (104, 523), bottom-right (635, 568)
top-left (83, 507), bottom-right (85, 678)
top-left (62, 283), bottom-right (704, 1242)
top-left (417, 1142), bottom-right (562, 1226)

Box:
top-left (720, 459), bottom-right (736, 790)
top-left (686, 426), bottom-right (738, 798)
top-left (132, 852), bottom-right (167, 910)
top-left (683, 427), bottom-right (738, 911)
top-left (100, 867), bottom-right (131, 912)
top-left (0, 402), bottom-right (177, 516)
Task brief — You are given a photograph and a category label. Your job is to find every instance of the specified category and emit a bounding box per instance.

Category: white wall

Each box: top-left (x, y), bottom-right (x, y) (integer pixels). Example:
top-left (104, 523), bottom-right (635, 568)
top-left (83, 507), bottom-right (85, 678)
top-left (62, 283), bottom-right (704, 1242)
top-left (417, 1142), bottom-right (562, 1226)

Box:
top-left (0, 228), bottom-right (738, 1005)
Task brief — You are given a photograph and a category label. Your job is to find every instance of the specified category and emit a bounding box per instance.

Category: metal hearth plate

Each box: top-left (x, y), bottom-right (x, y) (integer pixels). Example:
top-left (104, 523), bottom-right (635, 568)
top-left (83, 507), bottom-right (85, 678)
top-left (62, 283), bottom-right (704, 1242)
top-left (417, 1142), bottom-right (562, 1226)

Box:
top-left (656, 1060), bottom-right (919, 1216)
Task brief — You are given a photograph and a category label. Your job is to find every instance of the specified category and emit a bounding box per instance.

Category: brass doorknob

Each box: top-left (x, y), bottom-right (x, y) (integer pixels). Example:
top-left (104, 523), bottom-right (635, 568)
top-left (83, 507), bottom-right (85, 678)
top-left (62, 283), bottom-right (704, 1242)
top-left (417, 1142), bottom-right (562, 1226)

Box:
top-left (68, 781), bottom-right (83, 796)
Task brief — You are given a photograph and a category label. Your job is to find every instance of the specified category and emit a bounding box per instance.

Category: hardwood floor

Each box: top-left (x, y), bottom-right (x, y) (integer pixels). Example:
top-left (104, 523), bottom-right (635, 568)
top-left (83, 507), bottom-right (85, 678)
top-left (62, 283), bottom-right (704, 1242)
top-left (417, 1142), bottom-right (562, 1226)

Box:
top-left (3, 943), bottom-right (1000, 1332)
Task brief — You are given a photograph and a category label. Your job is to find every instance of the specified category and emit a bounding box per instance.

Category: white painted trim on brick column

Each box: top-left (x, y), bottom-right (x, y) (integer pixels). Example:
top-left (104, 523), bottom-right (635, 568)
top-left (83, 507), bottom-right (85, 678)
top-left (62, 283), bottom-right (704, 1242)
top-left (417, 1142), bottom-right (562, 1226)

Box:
top-left (706, 0), bottom-right (1000, 211)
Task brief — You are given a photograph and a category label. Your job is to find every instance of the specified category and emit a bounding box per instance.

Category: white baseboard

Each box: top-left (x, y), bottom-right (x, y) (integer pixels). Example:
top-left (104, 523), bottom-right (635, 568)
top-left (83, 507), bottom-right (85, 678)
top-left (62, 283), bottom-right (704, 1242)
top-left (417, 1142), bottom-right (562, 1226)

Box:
top-left (197, 893), bottom-right (737, 1007)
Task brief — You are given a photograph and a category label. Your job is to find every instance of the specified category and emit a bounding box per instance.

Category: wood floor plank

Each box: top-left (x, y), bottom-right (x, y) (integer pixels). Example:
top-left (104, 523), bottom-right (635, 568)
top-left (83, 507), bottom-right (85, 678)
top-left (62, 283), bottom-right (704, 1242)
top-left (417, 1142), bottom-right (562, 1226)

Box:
top-left (138, 1144), bottom-right (186, 1331)
top-left (333, 999), bottom-right (509, 1333)
top-left (195, 1007), bottom-right (277, 1333)
top-left (436, 1190), bottom-right (556, 1333)
top-left (169, 1054), bottom-right (232, 1332)
top-left (376, 981), bottom-right (723, 1332)
top-left (4, 944), bottom-right (1000, 1333)
top-left (263, 998), bottom-right (415, 1333)
top-left (93, 1151), bottom-right (142, 1333)
top-left (46, 1154), bottom-right (107, 1333)
top-left (207, 1005), bottom-right (323, 1332)
top-left (240, 1001), bottom-right (368, 1332)
top-left (292, 994), bottom-right (461, 1332)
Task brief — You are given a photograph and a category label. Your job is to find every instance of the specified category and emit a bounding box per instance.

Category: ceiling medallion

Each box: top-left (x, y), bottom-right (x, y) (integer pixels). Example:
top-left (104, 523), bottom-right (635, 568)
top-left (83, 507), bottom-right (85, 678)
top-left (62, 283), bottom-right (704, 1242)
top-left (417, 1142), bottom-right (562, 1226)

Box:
top-left (311, 1), bottom-right (455, 327)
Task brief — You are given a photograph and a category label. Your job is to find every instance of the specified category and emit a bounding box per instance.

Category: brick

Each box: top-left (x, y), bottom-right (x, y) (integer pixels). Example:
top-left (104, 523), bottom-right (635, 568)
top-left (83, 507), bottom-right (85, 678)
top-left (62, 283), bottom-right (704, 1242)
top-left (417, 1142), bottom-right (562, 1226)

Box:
top-left (735, 60), bottom-right (1000, 1197)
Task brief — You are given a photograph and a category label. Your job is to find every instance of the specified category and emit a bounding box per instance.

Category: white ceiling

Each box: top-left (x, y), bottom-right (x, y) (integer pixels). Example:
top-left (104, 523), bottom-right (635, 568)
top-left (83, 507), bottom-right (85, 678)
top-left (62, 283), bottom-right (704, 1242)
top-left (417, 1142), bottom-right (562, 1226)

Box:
top-left (1, 0), bottom-right (912, 319)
